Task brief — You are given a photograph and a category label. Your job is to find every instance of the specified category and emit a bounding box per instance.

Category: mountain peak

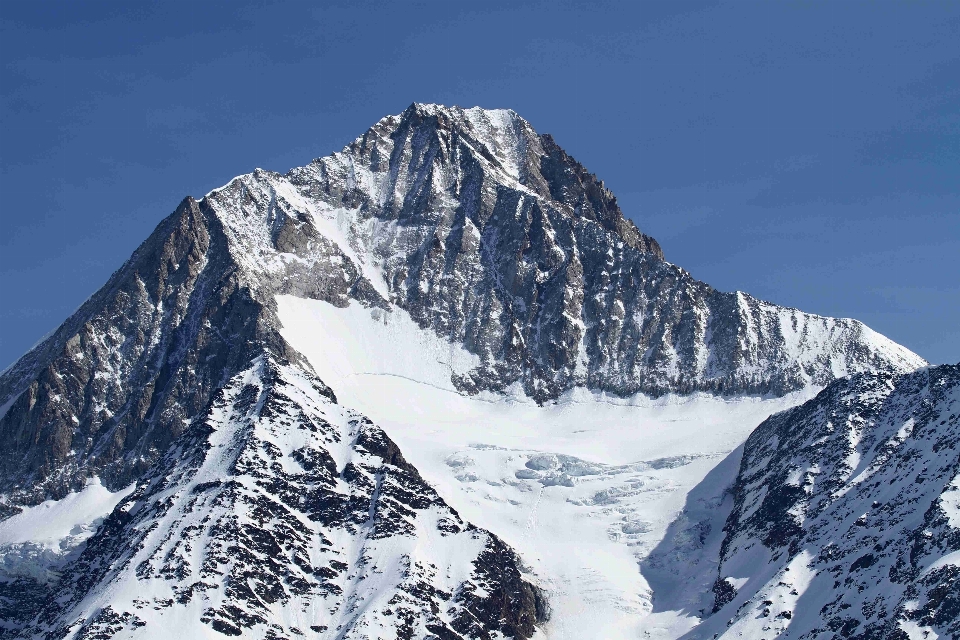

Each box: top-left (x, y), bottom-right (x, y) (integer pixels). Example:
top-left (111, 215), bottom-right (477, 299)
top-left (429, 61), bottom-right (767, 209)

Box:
top-left (404, 101), bottom-right (520, 120)
top-left (339, 103), bottom-right (664, 260)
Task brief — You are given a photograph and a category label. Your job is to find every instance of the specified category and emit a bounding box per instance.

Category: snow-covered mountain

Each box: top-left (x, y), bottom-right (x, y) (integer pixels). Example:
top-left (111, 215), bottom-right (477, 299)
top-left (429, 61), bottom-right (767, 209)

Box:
top-left (647, 363), bottom-right (960, 639)
top-left (0, 103), bottom-right (924, 503)
top-left (0, 103), bottom-right (939, 639)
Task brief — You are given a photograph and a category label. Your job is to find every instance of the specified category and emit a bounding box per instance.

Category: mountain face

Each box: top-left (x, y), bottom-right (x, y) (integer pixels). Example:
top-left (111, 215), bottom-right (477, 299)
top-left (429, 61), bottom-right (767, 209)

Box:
top-left (648, 364), bottom-right (960, 639)
top-left (226, 103), bottom-right (923, 402)
top-left (0, 103), bottom-right (930, 638)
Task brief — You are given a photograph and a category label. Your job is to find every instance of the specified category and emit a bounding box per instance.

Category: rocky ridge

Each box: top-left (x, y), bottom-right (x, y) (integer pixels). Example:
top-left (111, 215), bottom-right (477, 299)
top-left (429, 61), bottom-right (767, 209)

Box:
top-left (3, 357), bottom-right (545, 639)
top-left (648, 364), bottom-right (960, 639)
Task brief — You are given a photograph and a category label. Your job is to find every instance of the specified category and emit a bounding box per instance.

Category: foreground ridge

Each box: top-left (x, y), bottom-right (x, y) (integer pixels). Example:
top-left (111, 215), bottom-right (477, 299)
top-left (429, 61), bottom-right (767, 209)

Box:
top-left (3, 357), bottom-right (545, 638)
top-left (649, 363), bottom-right (960, 639)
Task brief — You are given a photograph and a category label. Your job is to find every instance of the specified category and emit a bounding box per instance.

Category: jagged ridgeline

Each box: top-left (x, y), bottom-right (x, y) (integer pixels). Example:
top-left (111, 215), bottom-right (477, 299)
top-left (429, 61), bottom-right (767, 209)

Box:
top-left (0, 103), bottom-right (928, 638)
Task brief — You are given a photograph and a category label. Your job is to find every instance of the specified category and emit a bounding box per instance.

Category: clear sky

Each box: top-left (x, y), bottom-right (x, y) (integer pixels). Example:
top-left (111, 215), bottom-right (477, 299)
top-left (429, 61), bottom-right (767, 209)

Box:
top-left (1, 0), bottom-right (958, 369)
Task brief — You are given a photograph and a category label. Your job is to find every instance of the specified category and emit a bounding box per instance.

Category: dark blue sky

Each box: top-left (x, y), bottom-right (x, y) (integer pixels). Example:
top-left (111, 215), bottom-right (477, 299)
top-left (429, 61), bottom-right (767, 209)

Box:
top-left (2, 0), bottom-right (958, 369)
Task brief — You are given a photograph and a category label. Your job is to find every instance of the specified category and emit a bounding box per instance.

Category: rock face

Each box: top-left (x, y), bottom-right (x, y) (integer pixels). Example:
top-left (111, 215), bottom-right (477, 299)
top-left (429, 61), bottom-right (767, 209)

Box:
top-left (0, 197), bottom-right (272, 504)
top-left (661, 364), bottom-right (960, 639)
top-left (269, 103), bottom-right (924, 401)
top-left (0, 103), bottom-right (931, 638)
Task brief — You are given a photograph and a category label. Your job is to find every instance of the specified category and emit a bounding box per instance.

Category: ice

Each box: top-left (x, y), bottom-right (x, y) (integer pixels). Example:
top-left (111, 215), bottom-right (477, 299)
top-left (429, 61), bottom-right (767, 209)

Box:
top-left (0, 478), bottom-right (133, 549)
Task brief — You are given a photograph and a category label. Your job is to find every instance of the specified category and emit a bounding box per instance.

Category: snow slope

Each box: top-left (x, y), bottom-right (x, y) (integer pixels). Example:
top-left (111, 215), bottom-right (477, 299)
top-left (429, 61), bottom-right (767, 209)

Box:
top-left (0, 479), bottom-right (134, 584)
top-left (0, 479), bottom-right (133, 551)
top-left (277, 295), bottom-right (819, 639)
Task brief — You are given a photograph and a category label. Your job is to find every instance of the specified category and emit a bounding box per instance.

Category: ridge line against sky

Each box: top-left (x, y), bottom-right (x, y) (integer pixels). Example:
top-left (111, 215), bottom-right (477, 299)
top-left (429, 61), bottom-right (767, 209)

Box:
top-left (1, 0), bottom-right (958, 368)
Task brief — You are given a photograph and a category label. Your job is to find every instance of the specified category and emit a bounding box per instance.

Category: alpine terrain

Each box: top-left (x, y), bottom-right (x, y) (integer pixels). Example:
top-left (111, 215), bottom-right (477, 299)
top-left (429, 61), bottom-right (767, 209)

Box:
top-left (0, 103), bottom-right (951, 639)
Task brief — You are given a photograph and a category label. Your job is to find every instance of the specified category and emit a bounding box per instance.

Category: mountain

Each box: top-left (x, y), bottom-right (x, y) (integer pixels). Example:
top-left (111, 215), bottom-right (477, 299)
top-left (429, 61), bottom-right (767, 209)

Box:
top-left (0, 103), bottom-right (931, 638)
top-left (646, 363), bottom-right (959, 639)
top-left (217, 103), bottom-right (922, 401)
top-left (0, 103), bottom-right (924, 504)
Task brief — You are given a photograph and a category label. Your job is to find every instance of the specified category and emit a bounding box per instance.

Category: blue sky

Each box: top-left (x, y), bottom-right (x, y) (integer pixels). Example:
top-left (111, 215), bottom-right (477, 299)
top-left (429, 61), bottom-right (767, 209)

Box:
top-left (1, 0), bottom-right (958, 368)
